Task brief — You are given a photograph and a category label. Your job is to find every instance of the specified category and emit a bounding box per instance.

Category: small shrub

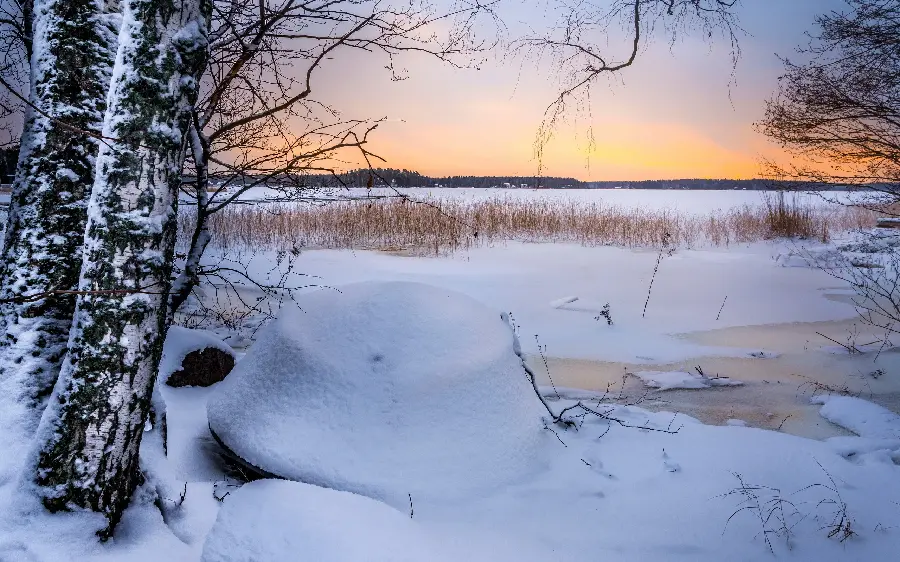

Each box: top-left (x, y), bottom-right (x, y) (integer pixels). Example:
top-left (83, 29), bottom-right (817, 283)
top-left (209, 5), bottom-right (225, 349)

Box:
top-left (594, 303), bottom-right (613, 325)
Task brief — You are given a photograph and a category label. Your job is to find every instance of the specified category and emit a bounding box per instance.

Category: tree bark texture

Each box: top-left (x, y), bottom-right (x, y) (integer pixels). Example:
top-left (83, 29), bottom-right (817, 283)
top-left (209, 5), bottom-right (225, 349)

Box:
top-left (0, 0), bottom-right (119, 407)
top-left (34, 0), bottom-right (210, 535)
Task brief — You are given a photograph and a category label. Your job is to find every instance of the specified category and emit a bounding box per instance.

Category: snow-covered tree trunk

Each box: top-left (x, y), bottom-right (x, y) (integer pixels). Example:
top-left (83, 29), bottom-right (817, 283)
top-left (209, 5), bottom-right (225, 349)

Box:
top-left (0, 0), bottom-right (119, 407)
top-left (167, 122), bottom-right (210, 319)
top-left (34, 0), bottom-right (210, 535)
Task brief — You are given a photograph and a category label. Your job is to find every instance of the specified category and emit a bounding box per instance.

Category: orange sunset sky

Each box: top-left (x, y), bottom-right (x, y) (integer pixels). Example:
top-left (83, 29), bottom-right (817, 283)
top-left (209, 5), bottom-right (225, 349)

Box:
top-left (314, 0), bottom-right (847, 182)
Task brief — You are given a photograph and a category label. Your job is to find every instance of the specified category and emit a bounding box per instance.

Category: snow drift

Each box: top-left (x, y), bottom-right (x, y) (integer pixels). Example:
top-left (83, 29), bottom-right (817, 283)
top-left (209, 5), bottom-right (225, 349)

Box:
top-left (202, 480), bottom-right (444, 562)
top-left (812, 395), bottom-right (900, 440)
top-left (207, 281), bottom-right (544, 508)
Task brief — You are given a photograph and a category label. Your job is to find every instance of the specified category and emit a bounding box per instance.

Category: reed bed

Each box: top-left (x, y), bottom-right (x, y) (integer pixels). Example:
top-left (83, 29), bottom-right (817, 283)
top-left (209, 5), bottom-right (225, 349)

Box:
top-left (178, 194), bottom-right (878, 255)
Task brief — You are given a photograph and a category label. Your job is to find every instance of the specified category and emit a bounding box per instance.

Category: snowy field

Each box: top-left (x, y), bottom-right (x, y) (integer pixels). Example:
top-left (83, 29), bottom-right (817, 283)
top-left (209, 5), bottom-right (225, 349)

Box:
top-left (2, 193), bottom-right (900, 561)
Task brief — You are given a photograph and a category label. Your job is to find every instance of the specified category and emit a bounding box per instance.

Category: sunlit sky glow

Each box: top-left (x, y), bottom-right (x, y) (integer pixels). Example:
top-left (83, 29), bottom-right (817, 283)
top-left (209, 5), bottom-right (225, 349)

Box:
top-left (315, 0), bottom-right (847, 181)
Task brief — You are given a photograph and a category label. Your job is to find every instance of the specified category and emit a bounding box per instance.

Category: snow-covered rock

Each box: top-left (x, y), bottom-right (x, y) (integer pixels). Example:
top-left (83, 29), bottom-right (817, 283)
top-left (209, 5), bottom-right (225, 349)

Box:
top-left (207, 281), bottom-right (544, 508)
top-left (201, 480), bottom-right (443, 562)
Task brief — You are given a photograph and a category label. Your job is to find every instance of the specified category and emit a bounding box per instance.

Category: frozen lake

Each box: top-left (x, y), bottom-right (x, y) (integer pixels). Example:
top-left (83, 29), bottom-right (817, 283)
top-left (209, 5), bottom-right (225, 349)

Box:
top-left (1, 187), bottom-right (864, 217)
top-left (230, 186), bottom-right (862, 215)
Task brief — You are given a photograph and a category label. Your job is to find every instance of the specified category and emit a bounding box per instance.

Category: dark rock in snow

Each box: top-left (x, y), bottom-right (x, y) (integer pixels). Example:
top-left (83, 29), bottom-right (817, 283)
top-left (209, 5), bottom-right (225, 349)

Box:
top-left (166, 347), bottom-right (235, 387)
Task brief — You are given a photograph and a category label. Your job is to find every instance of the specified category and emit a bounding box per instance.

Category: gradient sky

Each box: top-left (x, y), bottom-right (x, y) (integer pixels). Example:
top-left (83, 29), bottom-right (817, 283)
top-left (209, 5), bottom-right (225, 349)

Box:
top-left (315, 0), bottom-right (848, 181)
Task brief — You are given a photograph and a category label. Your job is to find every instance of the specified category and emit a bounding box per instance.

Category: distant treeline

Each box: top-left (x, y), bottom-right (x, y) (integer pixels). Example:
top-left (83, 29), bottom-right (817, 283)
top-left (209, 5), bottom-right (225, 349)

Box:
top-left (292, 169), bottom-right (888, 191)
top-left (0, 145), bottom-right (893, 191)
top-left (302, 168), bottom-right (585, 189)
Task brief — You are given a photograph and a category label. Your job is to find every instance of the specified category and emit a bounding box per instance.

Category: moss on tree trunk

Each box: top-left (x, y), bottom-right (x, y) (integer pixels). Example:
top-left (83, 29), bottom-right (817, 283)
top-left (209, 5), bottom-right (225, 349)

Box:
top-left (0, 0), bottom-right (119, 407)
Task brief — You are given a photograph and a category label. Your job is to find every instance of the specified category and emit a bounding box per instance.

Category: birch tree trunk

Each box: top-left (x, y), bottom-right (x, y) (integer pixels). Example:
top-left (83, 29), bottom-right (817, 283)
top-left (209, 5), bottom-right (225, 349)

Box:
top-left (167, 122), bottom-right (210, 319)
top-left (0, 0), bottom-right (119, 409)
top-left (34, 0), bottom-right (210, 535)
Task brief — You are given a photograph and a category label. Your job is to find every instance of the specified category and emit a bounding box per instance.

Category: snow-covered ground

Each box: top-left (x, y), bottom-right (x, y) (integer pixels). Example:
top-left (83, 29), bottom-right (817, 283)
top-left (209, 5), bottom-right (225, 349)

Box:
top-left (2, 202), bottom-right (900, 560)
top-left (212, 239), bottom-right (859, 363)
top-left (2, 308), bottom-right (898, 561)
top-left (212, 236), bottom-right (897, 438)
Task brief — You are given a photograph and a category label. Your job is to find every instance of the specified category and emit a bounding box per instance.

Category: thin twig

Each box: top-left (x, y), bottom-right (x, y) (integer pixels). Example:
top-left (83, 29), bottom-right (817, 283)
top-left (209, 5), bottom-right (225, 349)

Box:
top-left (716, 295), bottom-right (728, 320)
top-left (815, 331), bottom-right (862, 354)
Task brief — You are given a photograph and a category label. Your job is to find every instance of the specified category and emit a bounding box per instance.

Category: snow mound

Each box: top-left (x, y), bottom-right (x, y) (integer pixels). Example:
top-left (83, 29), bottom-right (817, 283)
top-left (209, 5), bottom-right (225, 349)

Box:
top-left (812, 395), bottom-right (900, 439)
top-left (201, 480), bottom-right (440, 562)
top-left (160, 326), bottom-right (236, 385)
top-left (635, 370), bottom-right (743, 391)
top-left (826, 436), bottom-right (900, 466)
top-left (207, 281), bottom-right (544, 508)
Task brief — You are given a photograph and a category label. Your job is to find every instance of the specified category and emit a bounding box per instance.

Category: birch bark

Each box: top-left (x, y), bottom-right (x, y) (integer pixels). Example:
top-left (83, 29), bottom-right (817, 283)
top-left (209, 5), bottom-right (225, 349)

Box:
top-left (34, 0), bottom-right (210, 535)
top-left (0, 0), bottom-right (119, 408)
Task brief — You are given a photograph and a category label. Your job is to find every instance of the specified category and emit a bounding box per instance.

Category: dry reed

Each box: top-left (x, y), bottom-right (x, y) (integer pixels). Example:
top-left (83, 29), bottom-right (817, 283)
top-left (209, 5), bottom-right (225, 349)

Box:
top-left (178, 195), bottom-right (878, 255)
